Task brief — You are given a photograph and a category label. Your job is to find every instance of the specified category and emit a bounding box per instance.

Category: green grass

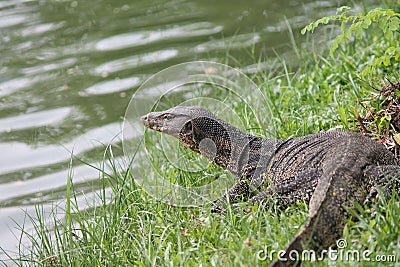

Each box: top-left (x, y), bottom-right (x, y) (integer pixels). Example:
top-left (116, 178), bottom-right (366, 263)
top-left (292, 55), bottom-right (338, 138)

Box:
top-left (3, 3), bottom-right (400, 267)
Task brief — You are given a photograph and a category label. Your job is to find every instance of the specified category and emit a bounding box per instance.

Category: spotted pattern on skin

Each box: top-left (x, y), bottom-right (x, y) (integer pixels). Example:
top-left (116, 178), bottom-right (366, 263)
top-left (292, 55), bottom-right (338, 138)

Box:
top-left (141, 106), bottom-right (400, 266)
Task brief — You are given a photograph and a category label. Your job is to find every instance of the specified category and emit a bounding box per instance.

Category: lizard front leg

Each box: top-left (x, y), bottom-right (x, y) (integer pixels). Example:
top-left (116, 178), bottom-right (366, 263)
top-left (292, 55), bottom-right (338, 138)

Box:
top-left (211, 166), bottom-right (270, 212)
top-left (211, 180), bottom-right (253, 212)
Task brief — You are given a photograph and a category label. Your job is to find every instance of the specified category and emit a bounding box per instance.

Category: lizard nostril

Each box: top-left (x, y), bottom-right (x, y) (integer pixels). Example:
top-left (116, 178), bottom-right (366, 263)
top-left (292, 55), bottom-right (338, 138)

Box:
top-left (140, 115), bottom-right (148, 122)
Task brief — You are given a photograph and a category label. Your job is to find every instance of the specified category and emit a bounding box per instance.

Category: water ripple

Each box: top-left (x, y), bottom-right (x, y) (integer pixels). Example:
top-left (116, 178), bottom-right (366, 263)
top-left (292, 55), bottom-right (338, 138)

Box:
top-left (0, 75), bottom-right (50, 97)
top-left (21, 58), bottom-right (77, 75)
top-left (20, 21), bottom-right (65, 37)
top-left (93, 49), bottom-right (179, 76)
top-left (0, 122), bottom-right (124, 175)
top-left (0, 163), bottom-right (100, 202)
top-left (95, 22), bottom-right (223, 51)
top-left (194, 33), bottom-right (261, 52)
top-left (0, 14), bottom-right (28, 28)
top-left (0, 107), bottom-right (72, 133)
top-left (82, 77), bottom-right (142, 96)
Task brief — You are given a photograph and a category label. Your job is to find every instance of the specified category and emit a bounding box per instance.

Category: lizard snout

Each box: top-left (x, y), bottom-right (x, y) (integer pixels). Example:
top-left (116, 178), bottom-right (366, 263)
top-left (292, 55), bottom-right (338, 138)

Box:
top-left (140, 114), bottom-right (155, 129)
top-left (140, 115), bottom-right (148, 124)
top-left (140, 113), bottom-right (166, 132)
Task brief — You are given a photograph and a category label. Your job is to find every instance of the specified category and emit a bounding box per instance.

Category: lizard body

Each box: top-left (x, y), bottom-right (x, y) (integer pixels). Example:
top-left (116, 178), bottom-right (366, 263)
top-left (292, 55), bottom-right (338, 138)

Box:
top-left (141, 106), bottom-right (400, 266)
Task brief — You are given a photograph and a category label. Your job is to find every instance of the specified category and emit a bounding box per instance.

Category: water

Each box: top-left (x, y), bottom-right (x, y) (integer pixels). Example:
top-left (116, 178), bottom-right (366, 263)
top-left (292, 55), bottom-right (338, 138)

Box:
top-left (0, 0), bottom-right (355, 260)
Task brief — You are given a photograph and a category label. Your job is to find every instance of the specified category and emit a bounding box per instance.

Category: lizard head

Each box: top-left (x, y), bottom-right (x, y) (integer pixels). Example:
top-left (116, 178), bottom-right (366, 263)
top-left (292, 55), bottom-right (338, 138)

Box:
top-left (141, 105), bottom-right (258, 173)
top-left (140, 106), bottom-right (230, 152)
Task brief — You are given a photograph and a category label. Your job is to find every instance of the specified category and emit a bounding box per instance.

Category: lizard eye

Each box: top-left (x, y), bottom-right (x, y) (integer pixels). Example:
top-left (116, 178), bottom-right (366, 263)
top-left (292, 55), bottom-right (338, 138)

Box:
top-left (162, 114), bottom-right (173, 120)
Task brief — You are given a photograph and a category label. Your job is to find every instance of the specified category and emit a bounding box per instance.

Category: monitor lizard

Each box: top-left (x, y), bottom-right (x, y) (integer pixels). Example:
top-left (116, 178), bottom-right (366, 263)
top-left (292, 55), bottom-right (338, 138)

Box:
top-left (140, 105), bottom-right (400, 266)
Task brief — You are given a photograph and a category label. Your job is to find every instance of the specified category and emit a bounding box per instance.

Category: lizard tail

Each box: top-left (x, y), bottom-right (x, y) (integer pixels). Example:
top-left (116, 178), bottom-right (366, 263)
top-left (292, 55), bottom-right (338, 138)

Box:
top-left (269, 165), bottom-right (366, 266)
top-left (268, 214), bottom-right (321, 266)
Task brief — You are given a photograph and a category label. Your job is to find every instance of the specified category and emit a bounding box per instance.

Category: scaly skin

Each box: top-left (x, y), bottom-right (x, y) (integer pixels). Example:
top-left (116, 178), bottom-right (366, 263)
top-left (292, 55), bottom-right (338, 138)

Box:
top-left (140, 106), bottom-right (400, 266)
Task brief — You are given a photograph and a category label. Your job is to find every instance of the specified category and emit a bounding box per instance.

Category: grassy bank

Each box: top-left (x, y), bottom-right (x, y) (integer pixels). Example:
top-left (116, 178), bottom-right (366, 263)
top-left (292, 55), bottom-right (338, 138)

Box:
top-left (5, 3), bottom-right (400, 267)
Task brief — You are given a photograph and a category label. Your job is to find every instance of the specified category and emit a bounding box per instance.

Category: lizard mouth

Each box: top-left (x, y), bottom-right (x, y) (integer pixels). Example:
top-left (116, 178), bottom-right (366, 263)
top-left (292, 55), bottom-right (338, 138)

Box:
top-left (140, 114), bottom-right (166, 132)
top-left (140, 111), bottom-right (189, 138)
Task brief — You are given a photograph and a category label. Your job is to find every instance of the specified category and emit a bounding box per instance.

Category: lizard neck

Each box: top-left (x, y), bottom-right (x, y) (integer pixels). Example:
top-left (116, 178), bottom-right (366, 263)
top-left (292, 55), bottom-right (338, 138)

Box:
top-left (179, 116), bottom-right (276, 176)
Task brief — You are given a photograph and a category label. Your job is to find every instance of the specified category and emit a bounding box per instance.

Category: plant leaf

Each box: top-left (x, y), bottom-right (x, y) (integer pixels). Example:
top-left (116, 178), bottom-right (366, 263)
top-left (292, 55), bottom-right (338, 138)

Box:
top-left (394, 133), bottom-right (400, 145)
